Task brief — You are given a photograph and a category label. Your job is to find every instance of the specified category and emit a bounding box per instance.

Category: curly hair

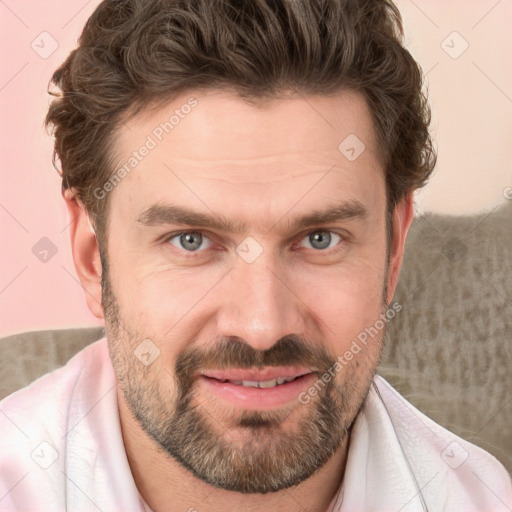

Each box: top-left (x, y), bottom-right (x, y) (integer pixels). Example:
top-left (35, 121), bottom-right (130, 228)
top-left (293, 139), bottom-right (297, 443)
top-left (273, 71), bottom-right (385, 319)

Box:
top-left (45, 0), bottom-right (436, 251)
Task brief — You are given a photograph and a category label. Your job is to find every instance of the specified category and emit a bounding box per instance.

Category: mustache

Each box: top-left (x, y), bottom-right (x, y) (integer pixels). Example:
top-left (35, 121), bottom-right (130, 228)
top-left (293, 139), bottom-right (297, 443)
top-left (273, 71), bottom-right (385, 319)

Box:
top-left (175, 335), bottom-right (336, 381)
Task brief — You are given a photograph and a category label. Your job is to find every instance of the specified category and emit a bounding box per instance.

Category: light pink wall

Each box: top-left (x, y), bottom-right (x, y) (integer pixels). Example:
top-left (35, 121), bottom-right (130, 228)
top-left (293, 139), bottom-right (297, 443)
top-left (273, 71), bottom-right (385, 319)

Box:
top-left (396, 0), bottom-right (512, 215)
top-left (0, 1), bottom-right (105, 337)
top-left (1, 0), bottom-right (511, 338)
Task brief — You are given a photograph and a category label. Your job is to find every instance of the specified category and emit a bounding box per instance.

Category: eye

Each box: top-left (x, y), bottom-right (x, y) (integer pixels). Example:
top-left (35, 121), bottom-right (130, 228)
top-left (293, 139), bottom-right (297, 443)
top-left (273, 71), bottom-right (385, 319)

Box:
top-left (167, 231), bottom-right (212, 252)
top-left (299, 230), bottom-right (342, 251)
top-left (165, 229), bottom-right (343, 255)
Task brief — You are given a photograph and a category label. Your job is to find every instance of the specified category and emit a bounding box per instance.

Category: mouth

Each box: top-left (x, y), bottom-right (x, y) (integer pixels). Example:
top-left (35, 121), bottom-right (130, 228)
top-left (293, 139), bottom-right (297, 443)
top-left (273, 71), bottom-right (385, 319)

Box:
top-left (196, 368), bottom-right (317, 410)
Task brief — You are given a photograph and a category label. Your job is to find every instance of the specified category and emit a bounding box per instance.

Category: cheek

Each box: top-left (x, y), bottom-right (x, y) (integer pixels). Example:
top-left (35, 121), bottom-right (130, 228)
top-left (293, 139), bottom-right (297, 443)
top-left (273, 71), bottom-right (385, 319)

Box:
top-left (106, 239), bottom-right (184, 316)
top-left (299, 261), bottom-right (387, 353)
top-left (109, 261), bottom-right (219, 355)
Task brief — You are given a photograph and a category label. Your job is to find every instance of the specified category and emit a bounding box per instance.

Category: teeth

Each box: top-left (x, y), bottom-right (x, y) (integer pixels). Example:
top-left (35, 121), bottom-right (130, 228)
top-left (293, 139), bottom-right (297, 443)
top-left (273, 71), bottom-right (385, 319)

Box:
top-left (258, 379), bottom-right (277, 389)
top-left (223, 377), bottom-right (297, 388)
top-left (242, 379), bottom-right (273, 388)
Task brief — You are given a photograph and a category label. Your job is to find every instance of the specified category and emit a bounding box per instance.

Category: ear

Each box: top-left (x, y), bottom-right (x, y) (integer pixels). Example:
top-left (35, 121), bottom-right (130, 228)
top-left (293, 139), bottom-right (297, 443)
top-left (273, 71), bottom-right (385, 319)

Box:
top-left (385, 192), bottom-right (415, 305)
top-left (63, 188), bottom-right (104, 320)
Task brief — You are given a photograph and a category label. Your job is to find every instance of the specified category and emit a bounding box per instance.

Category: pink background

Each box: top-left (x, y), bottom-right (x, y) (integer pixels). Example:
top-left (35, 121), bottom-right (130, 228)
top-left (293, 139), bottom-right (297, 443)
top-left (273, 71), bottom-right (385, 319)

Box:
top-left (1, 0), bottom-right (511, 338)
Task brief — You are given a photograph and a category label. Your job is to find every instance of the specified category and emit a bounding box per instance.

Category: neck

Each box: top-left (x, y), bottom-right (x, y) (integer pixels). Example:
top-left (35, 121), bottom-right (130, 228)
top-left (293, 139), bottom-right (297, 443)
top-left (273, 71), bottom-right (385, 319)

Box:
top-left (118, 390), bottom-right (350, 512)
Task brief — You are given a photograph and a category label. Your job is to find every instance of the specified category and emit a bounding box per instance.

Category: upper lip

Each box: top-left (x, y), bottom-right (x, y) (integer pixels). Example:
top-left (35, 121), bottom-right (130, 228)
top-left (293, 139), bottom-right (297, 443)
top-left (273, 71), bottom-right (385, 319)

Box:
top-left (198, 367), bottom-right (315, 382)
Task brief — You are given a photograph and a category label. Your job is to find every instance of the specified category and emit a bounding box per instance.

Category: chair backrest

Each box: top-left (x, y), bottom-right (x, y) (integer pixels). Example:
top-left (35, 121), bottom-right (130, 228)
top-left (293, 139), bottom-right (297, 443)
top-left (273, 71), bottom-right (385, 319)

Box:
top-left (0, 326), bottom-right (104, 399)
top-left (381, 202), bottom-right (512, 473)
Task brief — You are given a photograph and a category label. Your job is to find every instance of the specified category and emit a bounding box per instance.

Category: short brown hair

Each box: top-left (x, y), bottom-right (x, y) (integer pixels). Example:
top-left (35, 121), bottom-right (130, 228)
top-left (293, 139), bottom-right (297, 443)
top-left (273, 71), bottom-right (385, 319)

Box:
top-left (46, 0), bottom-right (436, 251)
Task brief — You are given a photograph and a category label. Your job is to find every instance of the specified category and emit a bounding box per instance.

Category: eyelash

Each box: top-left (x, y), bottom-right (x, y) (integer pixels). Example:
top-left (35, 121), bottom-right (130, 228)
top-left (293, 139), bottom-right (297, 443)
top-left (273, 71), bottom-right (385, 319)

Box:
top-left (163, 229), bottom-right (346, 257)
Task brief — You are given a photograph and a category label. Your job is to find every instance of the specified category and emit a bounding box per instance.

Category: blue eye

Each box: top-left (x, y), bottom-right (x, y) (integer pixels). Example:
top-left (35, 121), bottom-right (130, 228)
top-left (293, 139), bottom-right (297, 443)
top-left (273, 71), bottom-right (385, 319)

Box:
top-left (165, 229), bottom-right (343, 256)
top-left (300, 231), bottom-right (341, 251)
top-left (167, 231), bottom-right (212, 252)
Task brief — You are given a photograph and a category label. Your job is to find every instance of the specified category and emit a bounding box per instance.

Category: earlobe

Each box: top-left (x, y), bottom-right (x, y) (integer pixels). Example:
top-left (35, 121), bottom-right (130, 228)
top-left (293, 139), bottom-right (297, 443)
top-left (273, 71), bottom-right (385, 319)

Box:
top-left (386, 192), bottom-right (415, 304)
top-left (63, 188), bottom-right (104, 320)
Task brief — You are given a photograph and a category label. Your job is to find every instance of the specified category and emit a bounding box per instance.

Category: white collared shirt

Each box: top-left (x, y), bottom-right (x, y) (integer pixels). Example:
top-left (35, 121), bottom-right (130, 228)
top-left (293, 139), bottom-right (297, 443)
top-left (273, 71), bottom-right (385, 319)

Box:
top-left (1, 338), bottom-right (510, 511)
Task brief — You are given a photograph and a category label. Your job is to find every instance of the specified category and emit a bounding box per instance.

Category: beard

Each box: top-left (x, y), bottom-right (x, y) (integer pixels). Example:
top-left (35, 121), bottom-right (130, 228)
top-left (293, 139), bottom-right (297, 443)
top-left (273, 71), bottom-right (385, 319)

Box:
top-left (100, 252), bottom-right (385, 494)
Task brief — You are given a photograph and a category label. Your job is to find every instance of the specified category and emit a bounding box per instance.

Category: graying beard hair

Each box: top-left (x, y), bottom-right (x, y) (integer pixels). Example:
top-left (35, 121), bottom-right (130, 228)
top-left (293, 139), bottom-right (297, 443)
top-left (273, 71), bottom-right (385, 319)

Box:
top-left (101, 254), bottom-right (387, 493)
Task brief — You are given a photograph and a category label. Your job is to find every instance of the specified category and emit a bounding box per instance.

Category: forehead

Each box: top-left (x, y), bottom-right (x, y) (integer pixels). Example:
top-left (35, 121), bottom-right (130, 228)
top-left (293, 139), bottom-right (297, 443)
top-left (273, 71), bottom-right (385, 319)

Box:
top-left (107, 89), bottom-right (385, 223)
top-left (117, 88), bottom-right (378, 160)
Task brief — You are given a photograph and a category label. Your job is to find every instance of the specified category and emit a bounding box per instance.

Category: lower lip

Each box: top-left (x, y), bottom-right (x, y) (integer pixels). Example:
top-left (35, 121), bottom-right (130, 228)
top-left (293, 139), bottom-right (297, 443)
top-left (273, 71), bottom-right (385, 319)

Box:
top-left (197, 374), bottom-right (316, 410)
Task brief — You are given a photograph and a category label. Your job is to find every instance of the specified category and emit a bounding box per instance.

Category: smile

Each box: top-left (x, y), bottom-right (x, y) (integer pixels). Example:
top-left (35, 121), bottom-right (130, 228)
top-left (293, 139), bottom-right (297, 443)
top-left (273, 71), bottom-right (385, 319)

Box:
top-left (196, 368), bottom-right (317, 410)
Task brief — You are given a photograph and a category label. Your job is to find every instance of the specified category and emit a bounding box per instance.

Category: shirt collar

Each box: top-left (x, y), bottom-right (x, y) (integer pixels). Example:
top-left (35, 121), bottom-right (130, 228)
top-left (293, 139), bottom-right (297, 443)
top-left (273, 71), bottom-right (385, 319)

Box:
top-left (71, 341), bottom-right (427, 512)
top-left (327, 377), bottom-right (429, 512)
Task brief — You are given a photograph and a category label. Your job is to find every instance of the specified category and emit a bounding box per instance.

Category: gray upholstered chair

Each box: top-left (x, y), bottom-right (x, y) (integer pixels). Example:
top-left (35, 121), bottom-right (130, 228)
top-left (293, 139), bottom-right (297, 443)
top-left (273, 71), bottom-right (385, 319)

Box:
top-left (1, 203), bottom-right (511, 473)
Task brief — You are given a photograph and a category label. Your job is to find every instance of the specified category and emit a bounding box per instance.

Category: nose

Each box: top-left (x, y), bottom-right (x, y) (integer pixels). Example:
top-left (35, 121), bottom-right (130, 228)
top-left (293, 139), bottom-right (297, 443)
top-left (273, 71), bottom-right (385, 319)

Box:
top-left (215, 249), bottom-right (307, 352)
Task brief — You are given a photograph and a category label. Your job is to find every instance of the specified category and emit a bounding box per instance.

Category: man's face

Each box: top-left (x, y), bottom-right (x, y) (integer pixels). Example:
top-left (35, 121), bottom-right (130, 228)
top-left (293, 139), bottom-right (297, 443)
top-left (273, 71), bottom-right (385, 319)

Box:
top-left (101, 89), bottom-right (394, 493)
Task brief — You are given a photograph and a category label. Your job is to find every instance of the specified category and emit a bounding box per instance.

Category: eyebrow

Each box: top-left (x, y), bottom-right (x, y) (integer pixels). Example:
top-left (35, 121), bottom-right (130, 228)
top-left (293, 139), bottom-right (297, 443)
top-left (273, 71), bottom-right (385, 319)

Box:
top-left (136, 200), bottom-right (368, 233)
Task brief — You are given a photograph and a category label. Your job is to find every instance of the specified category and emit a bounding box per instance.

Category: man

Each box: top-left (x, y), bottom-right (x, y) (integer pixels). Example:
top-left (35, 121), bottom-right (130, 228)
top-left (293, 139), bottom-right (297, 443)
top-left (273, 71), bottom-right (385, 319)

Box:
top-left (1, 0), bottom-right (511, 510)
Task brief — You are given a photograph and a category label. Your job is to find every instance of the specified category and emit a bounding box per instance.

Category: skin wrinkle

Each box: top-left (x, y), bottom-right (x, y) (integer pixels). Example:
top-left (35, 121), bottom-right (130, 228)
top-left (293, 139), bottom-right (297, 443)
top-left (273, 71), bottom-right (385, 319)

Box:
top-left (170, 167), bottom-right (332, 186)
top-left (168, 163), bottom-right (386, 191)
